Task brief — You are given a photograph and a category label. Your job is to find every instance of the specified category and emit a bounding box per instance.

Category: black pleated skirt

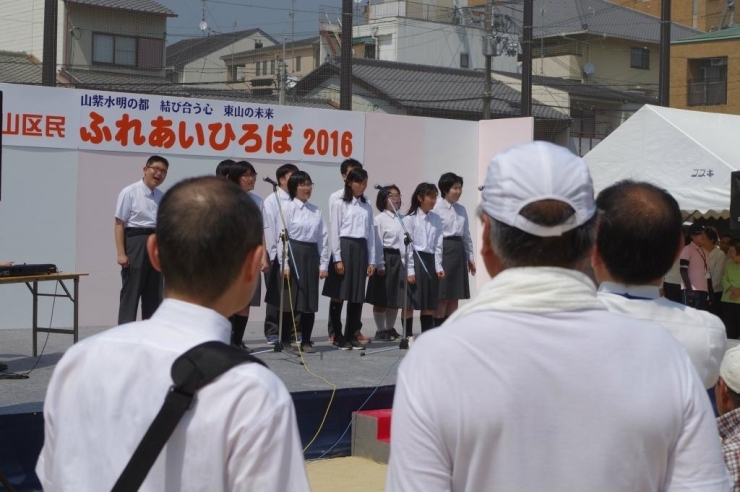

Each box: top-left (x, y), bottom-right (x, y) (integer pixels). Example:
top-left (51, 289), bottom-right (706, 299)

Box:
top-left (265, 239), bottom-right (320, 313)
top-left (321, 237), bottom-right (368, 303)
top-left (438, 236), bottom-right (470, 300)
top-left (365, 248), bottom-right (404, 308)
top-left (407, 251), bottom-right (439, 311)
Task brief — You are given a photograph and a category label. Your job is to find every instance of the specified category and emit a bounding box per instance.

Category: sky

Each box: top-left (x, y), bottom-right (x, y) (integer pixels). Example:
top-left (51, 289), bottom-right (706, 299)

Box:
top-left (155, 0), bottom-right (362, 45)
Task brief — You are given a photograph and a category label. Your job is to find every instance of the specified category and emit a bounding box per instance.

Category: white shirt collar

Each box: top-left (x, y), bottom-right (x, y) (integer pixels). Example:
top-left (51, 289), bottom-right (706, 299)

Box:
top-left (150, 298), bottom-right (231, 343)
top-left (442, 199), bottom-right (454, 210)
top-left (293, 198), bottom-right (307, 209)
top-left (598, 281), bottom-right (660, 300)
top-left (137, 178), bottom-right (154, 197)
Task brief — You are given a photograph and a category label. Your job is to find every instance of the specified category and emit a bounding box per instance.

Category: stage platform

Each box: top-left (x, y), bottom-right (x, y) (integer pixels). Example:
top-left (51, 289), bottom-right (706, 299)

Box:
top-left (0, 319), bottom-right (402, 490)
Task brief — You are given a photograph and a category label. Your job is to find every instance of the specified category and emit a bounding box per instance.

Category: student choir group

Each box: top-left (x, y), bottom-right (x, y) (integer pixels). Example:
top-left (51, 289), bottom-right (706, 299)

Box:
top-left (215, 158), bottom-right (476, 353)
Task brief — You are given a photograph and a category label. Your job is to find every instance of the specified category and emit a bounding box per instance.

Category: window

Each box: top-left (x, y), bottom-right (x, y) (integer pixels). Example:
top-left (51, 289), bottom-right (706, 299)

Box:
top-left (270, 59), bottom-right (275, 74)
top-left (255, 60), bottom-right (260, 76)
top-left (460, 52), bottom-right (469, 69)
top-left (262, 60), bottom-right (267, 75)
top-left (364, 45), bottom-right (375, 59)
top-left (295, 55), bottom-right (302, 71)
top-left (630, 47), bottom-right (650, 70)
top-left (255, 40), bottom-right (263, 49)
top-left (688, 57), bottom-right (728, 106)
top-left (138, 37), bottom-right (163, 70)
top-left (93, 33), bottom-right (163, 69)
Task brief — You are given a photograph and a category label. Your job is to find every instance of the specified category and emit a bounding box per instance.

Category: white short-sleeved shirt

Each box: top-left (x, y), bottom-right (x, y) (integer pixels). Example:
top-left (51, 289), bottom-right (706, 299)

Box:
top-left (329, 196), bottom-right (376, 265)
top-left (708, 246), bottom-right (727, 292)
top-left (403, 210), bottom-right (444, 275)
top-left (374, 210), bottom-right (404, 269)
top-left (387, 287), bottom-right (730, 491)
top-left (598, 281), bottom-right (727, 389)
top-left (114, 179), bottom-right (163, 228)
top-left (36, 299), bottom-right (310, 492)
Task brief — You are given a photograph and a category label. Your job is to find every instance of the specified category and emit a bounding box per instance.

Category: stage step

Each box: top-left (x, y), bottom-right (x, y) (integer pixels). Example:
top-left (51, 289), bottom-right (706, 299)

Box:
top-left (351, 409), bottom-right (392, 464)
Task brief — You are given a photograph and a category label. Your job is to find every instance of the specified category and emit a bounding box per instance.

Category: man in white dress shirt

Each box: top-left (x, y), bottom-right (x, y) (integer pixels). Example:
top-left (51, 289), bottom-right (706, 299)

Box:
top-left (38, 176), bottom-right (310, 492)
top-left (592, 180), bottom-right (726, 390)
top-left (387, 141), bottom-right (730, 491)
top-left (114, 155), bottom-right (168, 324)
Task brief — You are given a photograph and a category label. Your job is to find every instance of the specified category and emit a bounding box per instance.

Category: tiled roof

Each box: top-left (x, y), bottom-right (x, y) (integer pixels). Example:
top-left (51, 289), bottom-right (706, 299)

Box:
top-left (185, 88), bottom-right (336, 109)
top-left (225, 36), bottom-right (321, 60)
top-left (166, 29), bottom-right (277, 69)
top-left (673, 26), bottom-right (740, 44)
top-left (60, 68), bottom-right (188, 96)
top-left (493, 0), bottom-right (700, 43)
top-left (0, 51), bottom-right (42, 85)
top-left (66, 0), bottom-right (177, 17)
top-left (294, 58), bottom-right (568, 121)
top-left (493, 71), bottom-right (657, 105)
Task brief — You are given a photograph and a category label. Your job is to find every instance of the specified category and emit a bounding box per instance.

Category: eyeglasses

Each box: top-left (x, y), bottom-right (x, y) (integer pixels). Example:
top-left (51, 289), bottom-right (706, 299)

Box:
top-left (147, 166), bottom-right (168, 176)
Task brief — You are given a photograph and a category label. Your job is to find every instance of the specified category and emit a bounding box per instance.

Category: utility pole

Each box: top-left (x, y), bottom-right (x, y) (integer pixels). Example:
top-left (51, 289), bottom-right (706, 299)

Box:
top-left (521, 0), bottom-right (533, 117)
top-left (42, 0), bottom-right (58, 87)
top-left (279, 38), bottom-right (286, 105)
top-left (483, 0), bottom-right (493, 120)
top-left (340, 0), bottom-right (353, 110)
top-left (658, 0), bottom-right (671, 107)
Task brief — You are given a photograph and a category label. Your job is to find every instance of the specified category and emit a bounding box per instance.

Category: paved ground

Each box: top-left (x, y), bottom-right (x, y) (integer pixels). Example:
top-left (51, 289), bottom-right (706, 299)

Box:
top-left (0, 318), bottom-right (404, 414)
top-left (306, 457), bottom-right (388, 492)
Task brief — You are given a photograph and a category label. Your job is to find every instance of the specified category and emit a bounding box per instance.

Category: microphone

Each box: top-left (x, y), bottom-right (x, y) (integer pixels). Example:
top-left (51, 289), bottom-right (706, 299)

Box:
top-left (263, 176), bottom-right (279, 187)
top-left (374, 184), bottom-right (385, 190)
top-left (478, 185), bottom-right (485, 191)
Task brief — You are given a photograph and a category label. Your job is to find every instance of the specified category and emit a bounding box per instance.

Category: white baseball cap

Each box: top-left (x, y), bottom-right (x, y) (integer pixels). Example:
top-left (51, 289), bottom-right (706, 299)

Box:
top-left (480, 141), bottom-right (596, 237)
top-left (721, 345), bottom-right (740, 393)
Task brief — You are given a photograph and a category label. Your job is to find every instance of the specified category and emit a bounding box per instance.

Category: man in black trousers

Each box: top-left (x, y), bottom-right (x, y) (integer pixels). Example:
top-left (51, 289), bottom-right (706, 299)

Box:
top-left (114, 156), bottom-right (169, 324)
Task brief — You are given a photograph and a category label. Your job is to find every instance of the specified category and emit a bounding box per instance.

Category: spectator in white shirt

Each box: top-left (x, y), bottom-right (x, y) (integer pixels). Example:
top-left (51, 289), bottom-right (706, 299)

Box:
top-left (37, 176), bottom-right (310, 492)
top-left (387, 141), bottom-right (730, 492)
top-left (592, 179), bottom-right (726, 390)
top-left (705, 226), bottom-right (727, 314)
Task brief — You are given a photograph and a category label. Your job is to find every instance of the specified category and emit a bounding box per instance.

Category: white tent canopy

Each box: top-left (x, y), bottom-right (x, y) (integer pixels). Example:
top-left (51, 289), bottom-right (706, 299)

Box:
top-left (584, 105), bottom-right (740, 216)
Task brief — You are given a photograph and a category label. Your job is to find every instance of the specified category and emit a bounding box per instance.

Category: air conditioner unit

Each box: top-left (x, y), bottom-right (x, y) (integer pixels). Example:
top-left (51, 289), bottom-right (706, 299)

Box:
top-left (711, 58), bottom-right (727, 66)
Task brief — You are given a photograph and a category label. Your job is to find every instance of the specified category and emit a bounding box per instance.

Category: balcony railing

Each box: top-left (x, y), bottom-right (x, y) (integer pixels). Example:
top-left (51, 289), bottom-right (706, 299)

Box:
top-left (687, 79), bottom-right (727, 106)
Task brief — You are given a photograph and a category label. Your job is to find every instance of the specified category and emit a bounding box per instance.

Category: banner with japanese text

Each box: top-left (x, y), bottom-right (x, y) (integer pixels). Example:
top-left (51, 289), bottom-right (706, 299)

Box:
top-left (1, 83), bottom-right (365, 162)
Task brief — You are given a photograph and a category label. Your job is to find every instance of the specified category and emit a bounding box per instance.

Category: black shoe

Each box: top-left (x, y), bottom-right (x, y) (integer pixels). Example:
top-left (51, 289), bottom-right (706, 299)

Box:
top-left (0, 362), bottom-right (7, 372)
top-left (299, 342), bottom-right (316, 354)
top-left (348, 338), bottom-right (366, 351)
top-left (332, 337), bottom-right (352, 350)
top-left (234, 342), bottom-right (253, 354)
top-left (388, 328), bottom-right (401, 340)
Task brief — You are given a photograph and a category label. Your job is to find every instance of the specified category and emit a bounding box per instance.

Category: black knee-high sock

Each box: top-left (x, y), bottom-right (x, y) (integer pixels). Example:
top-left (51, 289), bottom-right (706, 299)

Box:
top-left (420, 314), bottom-right (435, 333)
top-left (434, 317), bottom-right (444, 327)
top-left (329, 300), bottom-right (343, 335)
top-left (230, 315), bottom-right (248, 345)
top-left (280, 311), bottom-right (294, 342)
top-left (300, 312), bottom-right (316, 344)
top-left (403, 316), bottom-right (414, 338)
top-left (345, 302), bottom-right (362, 339)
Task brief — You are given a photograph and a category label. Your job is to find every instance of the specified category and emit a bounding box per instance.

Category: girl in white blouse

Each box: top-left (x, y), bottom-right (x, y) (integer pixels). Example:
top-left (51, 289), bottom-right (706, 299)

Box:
top-left (402, 182), bottom-right (445, 341)
top-left (365, 185), bottom-right (404, 340)
top-left (269, 171), bottom-right (329, 353)
top-left (434, 172), bottom-right (476, 326)
top-left (322, 168), bottom-right (376, 350)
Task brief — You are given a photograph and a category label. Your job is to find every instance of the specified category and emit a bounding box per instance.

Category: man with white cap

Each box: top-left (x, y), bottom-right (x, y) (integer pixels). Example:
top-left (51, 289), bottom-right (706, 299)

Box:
top-left (717, 345), bottom-right (740, 490)
top-left (592, 180), bottom-right (726, 390)
top-left (386, 141), bottom-right (730, 491)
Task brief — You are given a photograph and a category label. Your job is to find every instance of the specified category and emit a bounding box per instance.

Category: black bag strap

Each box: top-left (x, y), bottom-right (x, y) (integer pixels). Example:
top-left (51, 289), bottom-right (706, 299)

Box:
top-left (111, 341), bottom-right (265, 492)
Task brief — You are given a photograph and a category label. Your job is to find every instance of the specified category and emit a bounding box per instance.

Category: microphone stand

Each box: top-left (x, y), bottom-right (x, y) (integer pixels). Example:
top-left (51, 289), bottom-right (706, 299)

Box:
top-left (269, 182), bottom-right (300, 353)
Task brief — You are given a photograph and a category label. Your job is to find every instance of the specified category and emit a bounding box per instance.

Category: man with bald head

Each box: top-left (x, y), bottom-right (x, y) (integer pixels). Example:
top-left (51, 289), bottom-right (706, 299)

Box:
top-left (37, 176), bottom-right (309, 491)
top-left (386, 142), bottom-right (730, 491)
top-left (592, 180), bottom-right (726, 390)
